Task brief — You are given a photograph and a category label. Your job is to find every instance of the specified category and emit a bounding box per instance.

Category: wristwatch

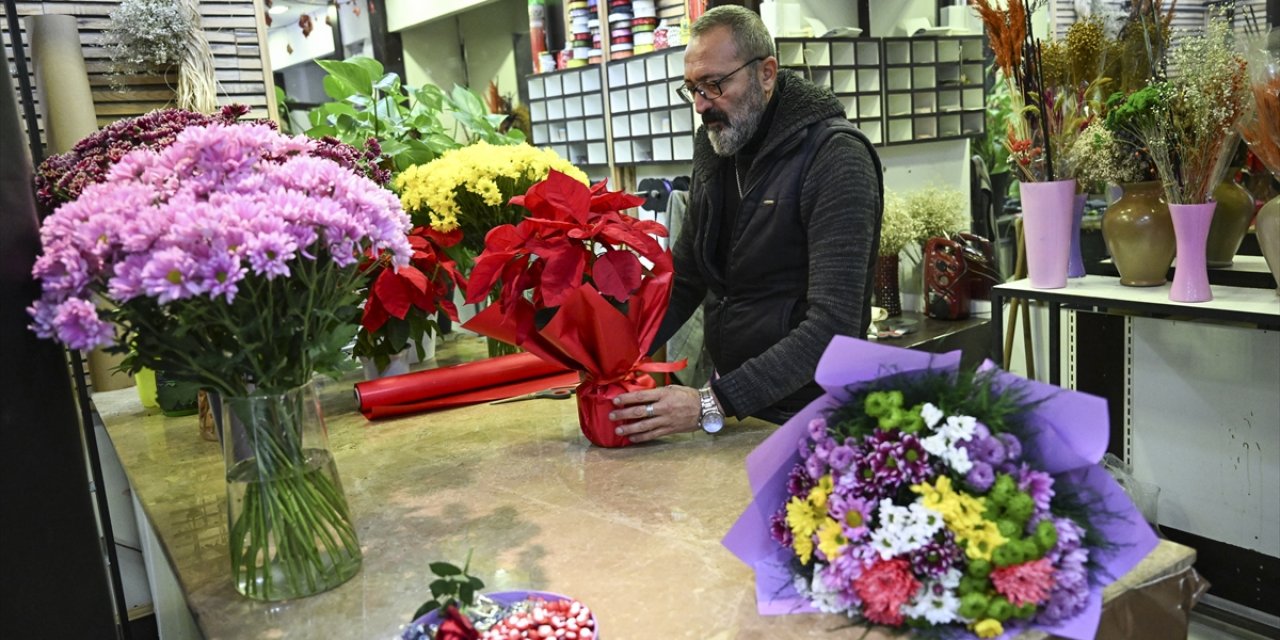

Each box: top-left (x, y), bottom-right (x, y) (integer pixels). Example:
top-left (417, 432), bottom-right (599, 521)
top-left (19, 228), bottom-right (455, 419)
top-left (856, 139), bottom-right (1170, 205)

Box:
top-left (698, 385), bottom-right (724, 434)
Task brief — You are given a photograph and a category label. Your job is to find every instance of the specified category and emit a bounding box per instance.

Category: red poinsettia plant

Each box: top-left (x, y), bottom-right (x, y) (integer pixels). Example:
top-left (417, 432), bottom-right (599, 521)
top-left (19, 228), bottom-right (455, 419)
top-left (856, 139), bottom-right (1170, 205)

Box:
top-left (462, 170), bottom-right (683, 447)
top-left (354, 226), bottom-right (465, 373)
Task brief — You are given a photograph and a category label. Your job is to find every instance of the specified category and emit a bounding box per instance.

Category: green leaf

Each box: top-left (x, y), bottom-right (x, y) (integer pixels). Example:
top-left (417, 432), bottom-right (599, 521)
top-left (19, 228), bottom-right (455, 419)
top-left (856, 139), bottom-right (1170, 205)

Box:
top-left (449, 85), bottom-right (487, 117)
top-left (429, 561), bottom-right (462, 576)
top-left (429, 578), bottom-right (453, 598)
top-left (348, 56), bottom-right (385, 87)
top-left (322, 73), bottom-right (358, 102)
top-left (412, 600), bottom-right (441, 621)
top-left (458, 584), bottom-right (475, 606)
top-left (305, 123), bottom-right (338, 139)
top-left (373, 72), bottom-right (400, 93)
top-left (317, 58), bottom-right (374, 97)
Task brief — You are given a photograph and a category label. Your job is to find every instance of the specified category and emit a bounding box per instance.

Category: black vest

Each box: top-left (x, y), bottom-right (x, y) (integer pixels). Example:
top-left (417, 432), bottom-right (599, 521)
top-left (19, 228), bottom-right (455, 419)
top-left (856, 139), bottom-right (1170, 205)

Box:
top-left (689, 116), bottom-right (880, 416)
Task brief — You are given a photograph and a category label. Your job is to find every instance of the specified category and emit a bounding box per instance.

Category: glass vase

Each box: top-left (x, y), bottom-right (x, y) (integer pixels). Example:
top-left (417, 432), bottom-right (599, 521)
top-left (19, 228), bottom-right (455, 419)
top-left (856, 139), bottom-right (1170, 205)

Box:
top-left (221, 381), bottom-right (362, 601)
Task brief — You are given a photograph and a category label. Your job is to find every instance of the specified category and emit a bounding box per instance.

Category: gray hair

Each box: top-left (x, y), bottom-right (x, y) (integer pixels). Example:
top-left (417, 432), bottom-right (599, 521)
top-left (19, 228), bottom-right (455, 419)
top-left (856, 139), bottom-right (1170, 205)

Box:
top-left (690, 5), bottom-right (776, 61)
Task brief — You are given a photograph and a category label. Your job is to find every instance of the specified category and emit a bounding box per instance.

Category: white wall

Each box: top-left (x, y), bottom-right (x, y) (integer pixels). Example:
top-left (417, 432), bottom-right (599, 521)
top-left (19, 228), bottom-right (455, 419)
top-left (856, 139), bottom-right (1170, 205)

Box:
top-left (400, 0), bottom-right (526, 102)
top-left (387, 0), bottom-right (505, 33)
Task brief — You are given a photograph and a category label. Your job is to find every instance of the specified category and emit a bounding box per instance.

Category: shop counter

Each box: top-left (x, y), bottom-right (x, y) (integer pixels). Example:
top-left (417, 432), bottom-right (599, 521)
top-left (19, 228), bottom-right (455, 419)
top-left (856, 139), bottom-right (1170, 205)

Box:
top-left (93, 339), bottom-right (1199, 639)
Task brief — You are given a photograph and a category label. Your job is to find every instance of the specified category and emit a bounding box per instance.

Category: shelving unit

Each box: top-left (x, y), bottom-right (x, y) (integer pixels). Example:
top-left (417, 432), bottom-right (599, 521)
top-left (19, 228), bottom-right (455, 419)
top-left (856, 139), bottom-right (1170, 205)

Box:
top-left (776, 37), bottom-right (884, 145)
top-left (881, 35), bottom-right (985, 145)
top-left (607, 46), bottom-right (694, 165)
top-left (527, 64), bottom-right (609, 167)
top-left (522, 37), bottom-right (987, 170)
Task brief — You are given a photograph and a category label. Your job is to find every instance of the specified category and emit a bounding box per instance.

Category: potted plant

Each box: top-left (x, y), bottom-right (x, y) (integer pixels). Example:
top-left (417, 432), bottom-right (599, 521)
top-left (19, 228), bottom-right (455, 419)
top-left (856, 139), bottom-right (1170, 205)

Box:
top-left (353, 226), bottom-right (465, 379)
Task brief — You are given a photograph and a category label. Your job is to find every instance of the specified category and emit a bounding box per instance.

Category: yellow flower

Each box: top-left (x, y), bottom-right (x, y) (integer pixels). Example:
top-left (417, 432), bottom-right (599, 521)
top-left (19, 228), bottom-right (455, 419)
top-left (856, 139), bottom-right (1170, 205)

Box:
top-left (911, 476), bottom-right (1006, 561)
top-left (816, 517), bottom-right (845, 560)
top-left (809, 474), bottom-right (834, 509)
top-left (973, 618), bottom-right (1004, 638)
top-left (393, 142), bottom-right (588, 254)
top-left (786, 496), bottom-right (822, 538)
top-left (793, 531), bottom-right (814, 565)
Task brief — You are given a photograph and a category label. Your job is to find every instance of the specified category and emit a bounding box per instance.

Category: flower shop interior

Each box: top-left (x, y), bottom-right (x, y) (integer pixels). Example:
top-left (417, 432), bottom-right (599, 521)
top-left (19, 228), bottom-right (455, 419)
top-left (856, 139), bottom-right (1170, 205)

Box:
top-left (1, 0), bottom-right (1278, 639)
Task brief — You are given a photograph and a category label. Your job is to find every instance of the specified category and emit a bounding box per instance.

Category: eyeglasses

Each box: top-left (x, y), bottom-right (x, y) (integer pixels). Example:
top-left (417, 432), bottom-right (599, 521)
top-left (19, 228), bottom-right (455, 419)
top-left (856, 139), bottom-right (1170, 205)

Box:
top-left (675, 57), bottom-right (765, 104)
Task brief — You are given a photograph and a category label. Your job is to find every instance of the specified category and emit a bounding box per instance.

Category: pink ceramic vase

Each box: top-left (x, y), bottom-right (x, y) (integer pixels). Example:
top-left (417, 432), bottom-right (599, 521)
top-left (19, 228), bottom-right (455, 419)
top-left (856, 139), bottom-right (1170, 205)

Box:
top-left (1168, 202), bottom-right (1215, 303)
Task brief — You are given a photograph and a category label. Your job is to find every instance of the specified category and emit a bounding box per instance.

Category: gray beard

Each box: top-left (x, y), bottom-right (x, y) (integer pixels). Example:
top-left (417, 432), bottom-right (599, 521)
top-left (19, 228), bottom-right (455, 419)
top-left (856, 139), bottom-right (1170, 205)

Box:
top-left (707, 79), bottom-right (768, 157)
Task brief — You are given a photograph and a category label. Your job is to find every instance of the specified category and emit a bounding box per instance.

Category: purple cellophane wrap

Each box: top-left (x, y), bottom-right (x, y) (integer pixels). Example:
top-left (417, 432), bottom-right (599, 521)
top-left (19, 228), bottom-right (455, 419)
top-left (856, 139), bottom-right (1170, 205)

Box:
top-left (722, 336), bottom-right (1159, 639)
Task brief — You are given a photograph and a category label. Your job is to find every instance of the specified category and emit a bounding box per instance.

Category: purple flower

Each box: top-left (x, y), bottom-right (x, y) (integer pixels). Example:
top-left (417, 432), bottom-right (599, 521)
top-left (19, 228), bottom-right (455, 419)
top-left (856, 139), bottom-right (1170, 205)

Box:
top-left (48, 298), bottom-right (114, 350)
top-left (908, 531), bottom-right (962, 578)
top-left (853, 430), bottom-right (932, 500)
top-left (140, 247), bottom-right (200, 303)
top-left (814, 438), bottom-right (836, 463)
top-left (830, 494), bottom-right (873, 541)
top-left (245, 232), bottom-right (298, 280)
top-left (805, 454), bottom-right (826, 481)
top-left (808, 417), bottom-right (829, 440)
top-left (1017, 464), bottom-right (1056, 512)
top-left (769, 508), bottom-right (793, 547)
top-left (999, 432), bottom-right (1023, 460)
top-left (787, 464), bottom-right (815, 496)
top-left (828, 445), bottom-right (856, 471)
top-left (967, 434), bottom-right (1007, 466)
top-left (965, 461), bottom-right (996, 492)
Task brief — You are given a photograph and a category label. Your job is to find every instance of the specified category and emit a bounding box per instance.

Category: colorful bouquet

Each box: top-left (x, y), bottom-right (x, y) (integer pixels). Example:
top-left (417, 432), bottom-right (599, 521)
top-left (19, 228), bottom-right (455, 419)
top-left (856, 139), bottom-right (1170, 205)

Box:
top-left (354, 226), bottom-right (465, 375)
top-left (725, 338), bottom-right (1158, 638)
top-left (395, 141), bottom-right (588, 258)
top-left (460, 170), bottom-right (681, 447)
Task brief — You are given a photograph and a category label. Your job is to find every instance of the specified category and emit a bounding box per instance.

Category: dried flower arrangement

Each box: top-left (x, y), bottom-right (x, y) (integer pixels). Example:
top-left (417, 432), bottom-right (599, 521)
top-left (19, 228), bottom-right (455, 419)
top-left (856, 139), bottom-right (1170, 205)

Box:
top-left (106, 0), bottom-right (217, 112)
top-left (1107, 15), bottom-right (1250, 205)
top-left (879, 192), bottom-right (924, 257)
top-left (970, 0), bottom-right (1056, 182)
top-left (1238, 38), bottom-right (1280, 179)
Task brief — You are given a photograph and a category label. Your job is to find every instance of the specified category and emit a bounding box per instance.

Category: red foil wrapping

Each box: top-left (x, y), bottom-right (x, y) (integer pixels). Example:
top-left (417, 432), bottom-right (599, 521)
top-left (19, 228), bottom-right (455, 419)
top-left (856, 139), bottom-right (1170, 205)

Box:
top-left (354, 352), bottom-right (577, 419)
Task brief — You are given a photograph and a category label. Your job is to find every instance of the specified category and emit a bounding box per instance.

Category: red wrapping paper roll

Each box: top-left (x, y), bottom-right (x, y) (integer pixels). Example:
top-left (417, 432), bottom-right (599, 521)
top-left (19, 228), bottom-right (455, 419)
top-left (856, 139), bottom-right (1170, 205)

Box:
top-left (355, 352), bottom-right (578, 420)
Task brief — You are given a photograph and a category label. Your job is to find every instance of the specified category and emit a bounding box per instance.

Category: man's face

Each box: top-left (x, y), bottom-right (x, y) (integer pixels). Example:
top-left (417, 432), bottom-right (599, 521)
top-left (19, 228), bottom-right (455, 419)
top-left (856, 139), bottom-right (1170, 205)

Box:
top-left (683, 27), bottom-right (771, 157)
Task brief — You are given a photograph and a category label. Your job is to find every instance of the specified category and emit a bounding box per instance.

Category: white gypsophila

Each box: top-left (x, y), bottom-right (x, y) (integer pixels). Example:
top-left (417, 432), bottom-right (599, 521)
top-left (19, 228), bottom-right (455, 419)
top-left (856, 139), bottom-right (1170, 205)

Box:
top-left (106, 0), bottom-right (194, 72)
top-left (920, 402), bottom-right (945, 429)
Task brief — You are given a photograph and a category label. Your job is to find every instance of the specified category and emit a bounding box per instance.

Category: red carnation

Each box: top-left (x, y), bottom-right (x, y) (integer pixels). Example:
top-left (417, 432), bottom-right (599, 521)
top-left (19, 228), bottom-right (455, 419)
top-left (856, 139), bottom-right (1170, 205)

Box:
top-left (990, 557), bottom-right (1056, 607)
top-left (852, 557), bottom-right (920, 626)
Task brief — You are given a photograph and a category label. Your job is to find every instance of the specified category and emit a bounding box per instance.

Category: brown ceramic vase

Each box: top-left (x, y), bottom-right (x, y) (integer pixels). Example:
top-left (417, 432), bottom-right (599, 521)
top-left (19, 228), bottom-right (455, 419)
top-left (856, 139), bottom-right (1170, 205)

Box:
top-left (1205, 179), bottom-right (1255, 268)
top-left (1102, 181), bottom-right (1175, 286)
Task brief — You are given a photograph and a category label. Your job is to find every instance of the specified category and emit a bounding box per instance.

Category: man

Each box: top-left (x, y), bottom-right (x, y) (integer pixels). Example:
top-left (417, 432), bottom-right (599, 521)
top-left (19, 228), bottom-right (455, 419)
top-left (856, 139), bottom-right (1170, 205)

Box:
top-left (610, 5), bottom-right (883, 441)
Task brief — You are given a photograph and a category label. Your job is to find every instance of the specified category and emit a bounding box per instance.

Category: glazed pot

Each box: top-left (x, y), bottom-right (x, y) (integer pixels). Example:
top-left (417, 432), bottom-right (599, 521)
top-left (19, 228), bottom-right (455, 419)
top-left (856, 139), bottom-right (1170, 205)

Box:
top-left (1102, 181), bottom-right (1175, 286)
top-left (1205, 179), bottom-right (1255, 268)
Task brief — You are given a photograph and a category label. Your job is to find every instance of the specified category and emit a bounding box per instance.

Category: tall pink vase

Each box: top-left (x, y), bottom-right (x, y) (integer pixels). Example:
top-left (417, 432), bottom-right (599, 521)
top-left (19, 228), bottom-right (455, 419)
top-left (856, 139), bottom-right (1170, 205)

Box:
top-left (1068, 193), bottom-right (1087, 278)
top-left (1168, 202), bottom-right (1215, 303)
top-left (1019, 179), bottom-right (1077, 289)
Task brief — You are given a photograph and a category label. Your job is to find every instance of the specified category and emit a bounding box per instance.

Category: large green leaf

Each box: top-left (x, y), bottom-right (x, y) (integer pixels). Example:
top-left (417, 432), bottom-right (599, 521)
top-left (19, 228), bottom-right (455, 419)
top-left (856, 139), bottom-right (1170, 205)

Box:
top-left (449, 85), bottom-right (487, 117)
top-left (348, 56), bottom-right (385, 87)
top-left (316, 59), bottom-right (370, 100)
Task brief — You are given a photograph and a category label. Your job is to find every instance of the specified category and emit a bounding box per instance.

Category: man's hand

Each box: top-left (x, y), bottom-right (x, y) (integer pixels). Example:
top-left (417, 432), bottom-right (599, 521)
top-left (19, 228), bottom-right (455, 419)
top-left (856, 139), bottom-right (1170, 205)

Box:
top-left (609, 385), bottom-right (703, 443)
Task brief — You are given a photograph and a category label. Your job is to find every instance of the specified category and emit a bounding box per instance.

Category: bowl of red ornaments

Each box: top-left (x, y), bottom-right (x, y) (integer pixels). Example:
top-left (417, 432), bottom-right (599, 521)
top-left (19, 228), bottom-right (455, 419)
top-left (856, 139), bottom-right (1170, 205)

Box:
top-left (400, 591), bottom-right (598, 640)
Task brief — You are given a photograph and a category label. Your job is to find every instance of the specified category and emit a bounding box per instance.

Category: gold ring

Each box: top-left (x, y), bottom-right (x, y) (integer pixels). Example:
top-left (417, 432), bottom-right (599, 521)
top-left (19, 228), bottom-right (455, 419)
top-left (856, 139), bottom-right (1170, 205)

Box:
top-left (645, 403), bottom-right (655, 418)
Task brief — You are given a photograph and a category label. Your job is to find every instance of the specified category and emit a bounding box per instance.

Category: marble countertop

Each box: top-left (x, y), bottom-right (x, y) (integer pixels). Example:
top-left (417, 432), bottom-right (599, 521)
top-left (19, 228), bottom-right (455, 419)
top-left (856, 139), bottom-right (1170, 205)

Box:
top-left (94, 337), bottom-right (1196, 639)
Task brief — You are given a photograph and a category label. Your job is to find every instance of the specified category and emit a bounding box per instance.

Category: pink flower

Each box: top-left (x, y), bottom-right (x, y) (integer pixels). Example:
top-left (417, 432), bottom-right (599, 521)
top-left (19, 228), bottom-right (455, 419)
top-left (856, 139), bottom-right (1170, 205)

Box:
top-left (990, 557), bottom-right (1056, 606)
top-left (852, 558), bottom-right (920, 626)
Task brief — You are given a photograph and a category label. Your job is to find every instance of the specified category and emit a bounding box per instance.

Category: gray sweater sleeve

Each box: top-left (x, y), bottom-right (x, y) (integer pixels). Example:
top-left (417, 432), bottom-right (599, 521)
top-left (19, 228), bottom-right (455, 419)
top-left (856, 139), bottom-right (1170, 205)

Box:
top-left (710, 133), bottom-right (880, 419)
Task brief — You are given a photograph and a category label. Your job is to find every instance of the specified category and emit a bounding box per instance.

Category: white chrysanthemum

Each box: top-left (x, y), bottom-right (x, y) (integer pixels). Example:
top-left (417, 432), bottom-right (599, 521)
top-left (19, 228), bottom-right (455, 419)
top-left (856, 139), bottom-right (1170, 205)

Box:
top-left (920, 402), bottom-right (945, 429)
top-left (870, 500), bottom-right (945, 559)
top-left (904, 580), bottom-right (963, 625)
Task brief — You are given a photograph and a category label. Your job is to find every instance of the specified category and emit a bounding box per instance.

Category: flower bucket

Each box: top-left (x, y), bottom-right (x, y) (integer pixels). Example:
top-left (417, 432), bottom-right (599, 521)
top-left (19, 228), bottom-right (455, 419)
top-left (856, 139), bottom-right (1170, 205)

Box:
top-left (1019, 179), bottom-right (1076, 289)
top-left (221, 381), bottom-right (362, 600)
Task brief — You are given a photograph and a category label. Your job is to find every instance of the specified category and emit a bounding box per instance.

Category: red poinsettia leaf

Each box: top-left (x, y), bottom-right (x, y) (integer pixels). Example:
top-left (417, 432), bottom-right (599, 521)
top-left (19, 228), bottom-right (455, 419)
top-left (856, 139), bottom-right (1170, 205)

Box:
top-left (423, 226), bottom-right (462, 248)
top-left (407, 233), bottom-right (430, 250)
top-left (483, 224), bottom-right (527, 251)
top-left (536, 243), bottom-right (589, 307)
top-left (630, 218), bottom-right (670, 238)
top-left (398, 265), bottom-right (430, 294)
top-left (526, 170), bottom-right (592, 223)
top-left (438, 298), bottom-right (459, 321)
top-left (360, 295), bottom-right (390, 333)
top-left (592, 249), bottom-right (643, 301)
top-left (465, 250), bottom-right (518, 304)
top-left (597, 222), bottom-right (669, 269)
top-left (589, 190), bottom-right (645, 213)
top-left (373, 268), bottom-right (413, 319)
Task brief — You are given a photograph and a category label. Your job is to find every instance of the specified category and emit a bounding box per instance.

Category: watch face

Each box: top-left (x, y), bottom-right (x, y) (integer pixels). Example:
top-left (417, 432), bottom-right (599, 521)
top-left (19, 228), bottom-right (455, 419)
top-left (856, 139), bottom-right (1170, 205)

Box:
top-left (702, 413), bottom-right (724, 434)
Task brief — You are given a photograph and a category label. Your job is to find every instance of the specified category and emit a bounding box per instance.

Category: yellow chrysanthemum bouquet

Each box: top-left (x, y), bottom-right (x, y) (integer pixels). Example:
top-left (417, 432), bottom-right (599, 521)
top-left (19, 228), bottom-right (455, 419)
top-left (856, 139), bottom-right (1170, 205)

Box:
top-left (395, 141), bottom-right (589, 260)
